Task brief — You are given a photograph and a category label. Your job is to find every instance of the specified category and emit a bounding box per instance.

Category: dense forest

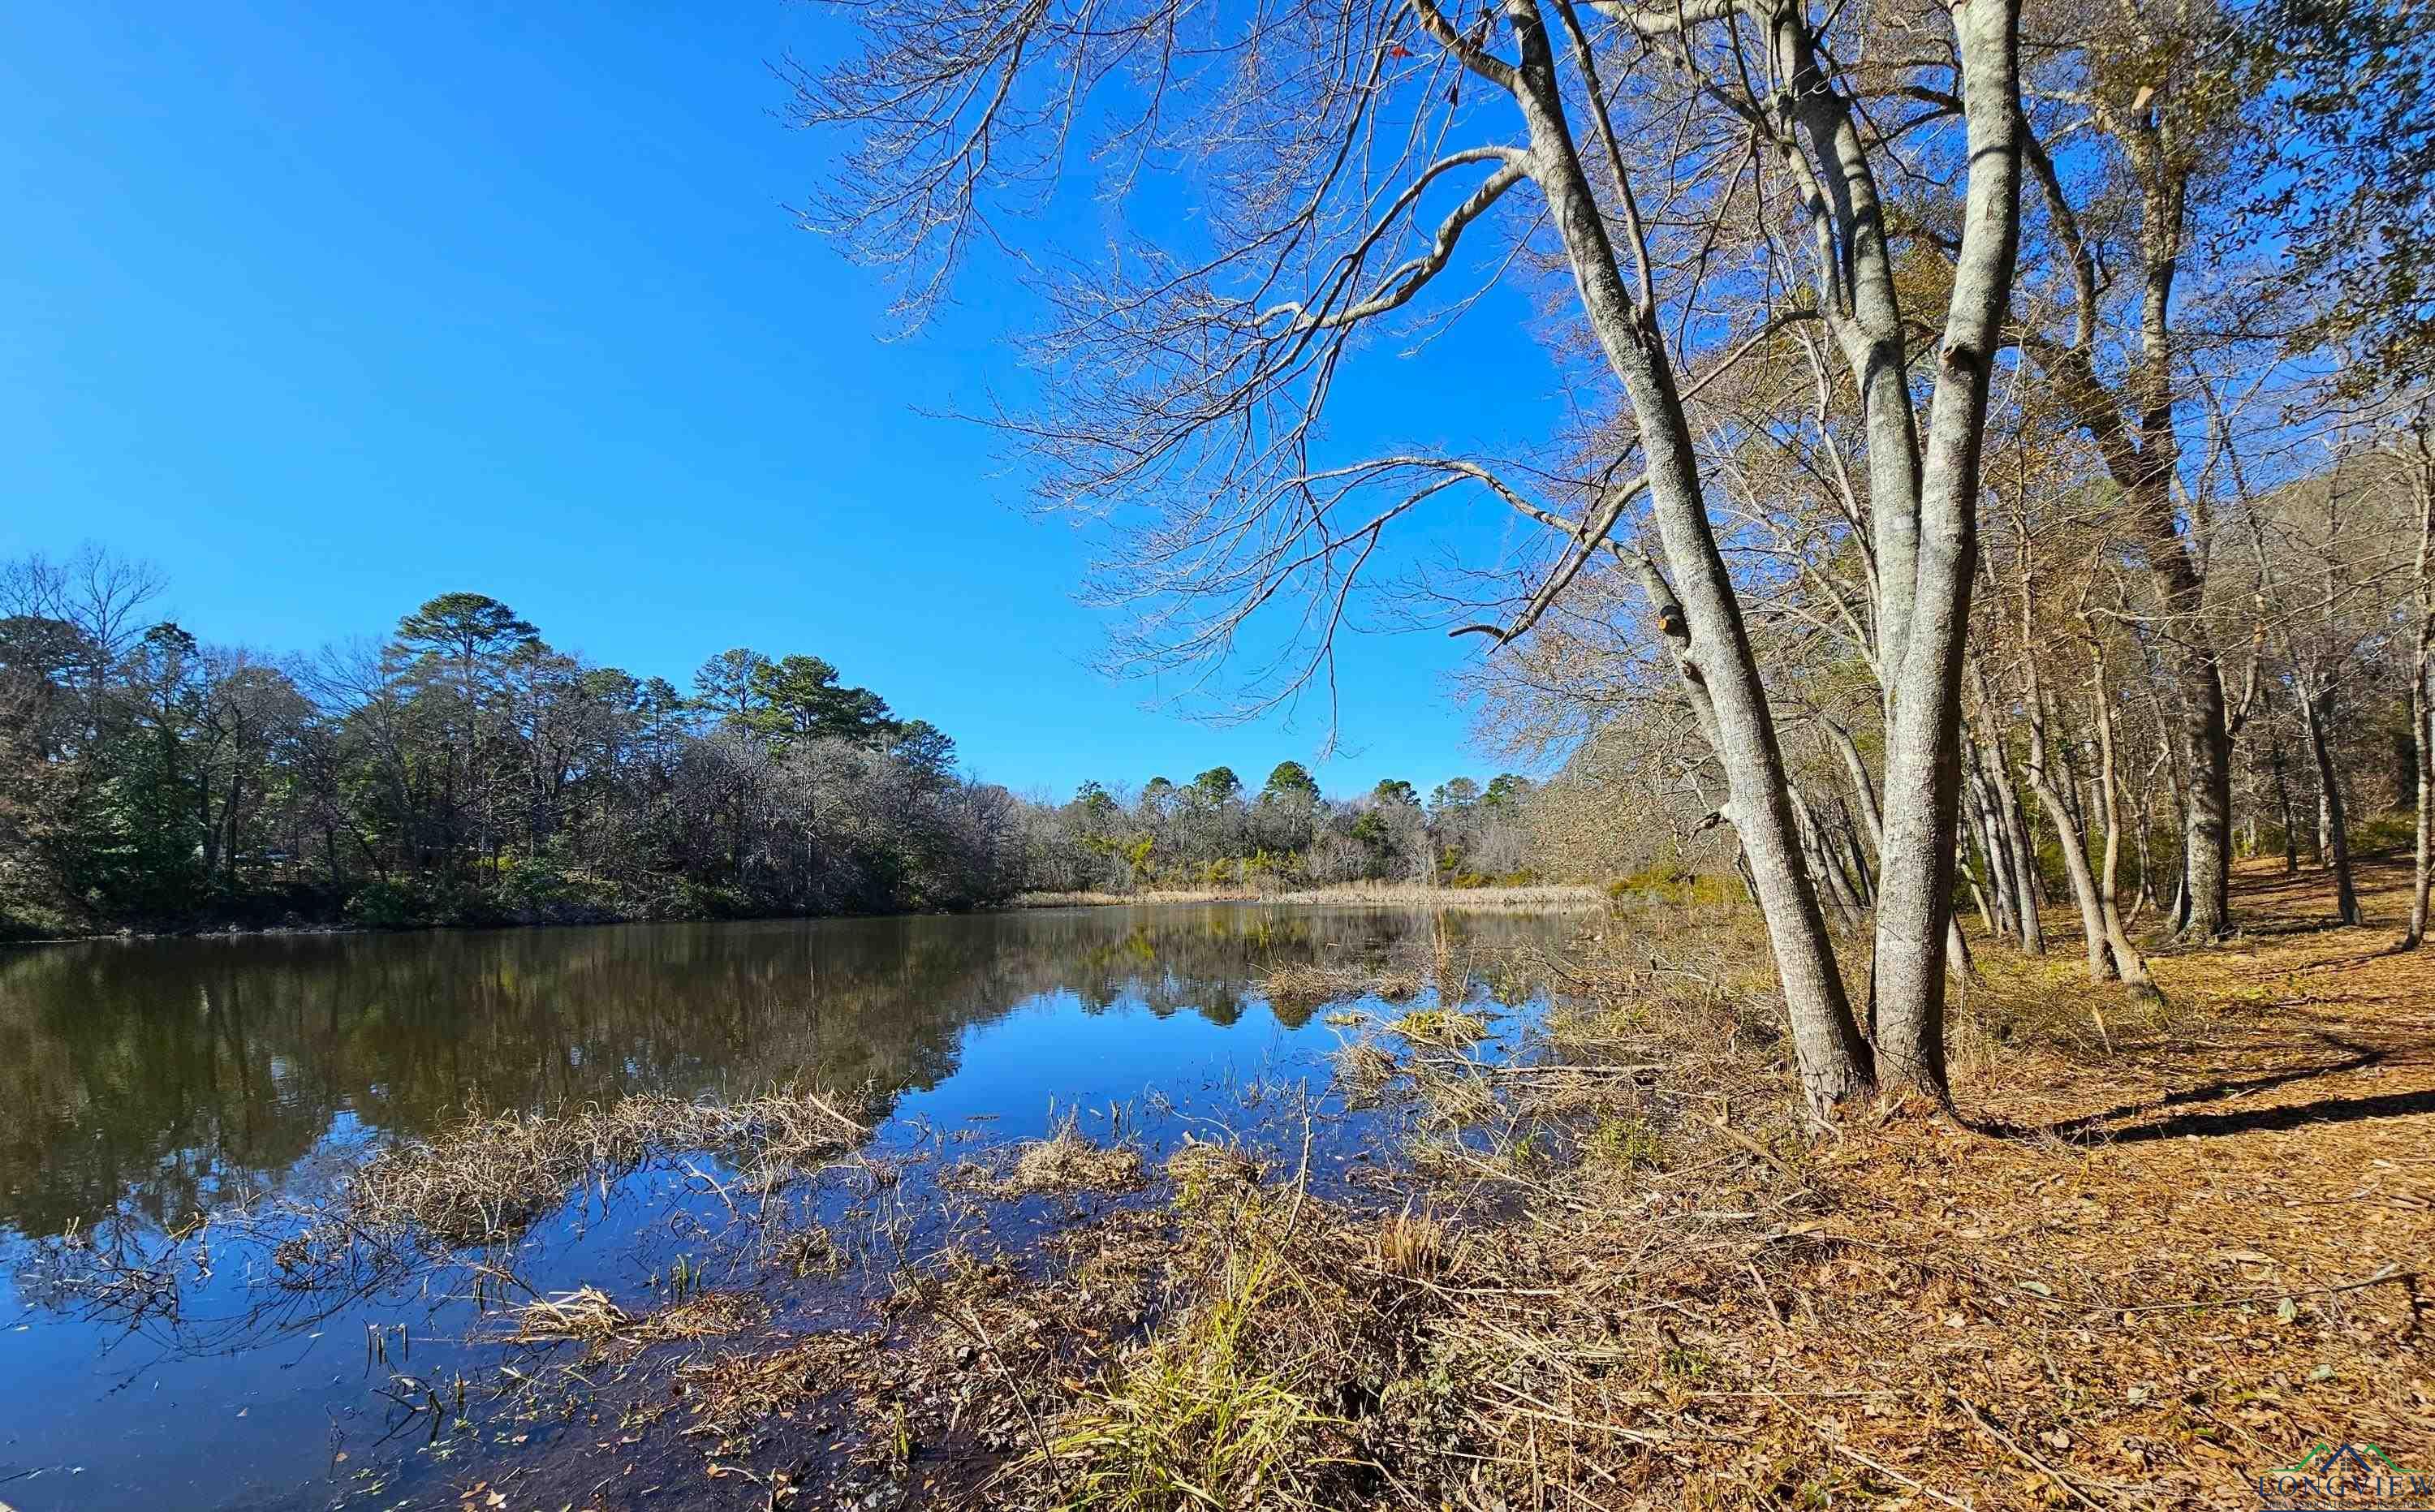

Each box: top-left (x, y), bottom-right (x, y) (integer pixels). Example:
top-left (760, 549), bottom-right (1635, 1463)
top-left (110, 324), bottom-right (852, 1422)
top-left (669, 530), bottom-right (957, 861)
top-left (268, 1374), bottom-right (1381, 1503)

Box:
top-left (0, 558), bottom-right (1027, 934)
top-left (0, 553), bottom-right (1559, 937)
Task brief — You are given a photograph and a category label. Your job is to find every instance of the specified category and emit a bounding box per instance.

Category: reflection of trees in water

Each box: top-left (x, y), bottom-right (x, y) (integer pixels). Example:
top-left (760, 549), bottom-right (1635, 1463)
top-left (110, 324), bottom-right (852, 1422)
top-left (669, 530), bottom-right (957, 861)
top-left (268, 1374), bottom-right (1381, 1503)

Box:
top-left (0, 908), bottom-right (1560, 1240)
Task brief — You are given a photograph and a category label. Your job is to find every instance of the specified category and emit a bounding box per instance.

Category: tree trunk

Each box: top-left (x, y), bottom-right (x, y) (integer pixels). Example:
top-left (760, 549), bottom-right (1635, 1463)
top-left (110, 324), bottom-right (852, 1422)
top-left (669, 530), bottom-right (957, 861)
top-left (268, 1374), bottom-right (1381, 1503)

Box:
top-left (2410, 657), bottom-right (2431, 950)
top-left (1506, 15), bottom-right (1874, 1115)
top-left (2408, 424), bottom-right (2434, 950)
top-left (2024, 678), bottom-right (2115, 980)
top-left (1868, 0), bottom-right (2023, 1102)
top-left (2301, 676), bottom-right (2363, 926)
top-left (1995, 750), bottom-right (2046, 954)
top-left (2272, 743), bottom-right (2299, 873)
top-left (1967, 770), bottom-right (2020, 941)
top-left (2088, 646), bottom-right (2156, 993)
top-left (2180, 676), bottom-right (2235, 937)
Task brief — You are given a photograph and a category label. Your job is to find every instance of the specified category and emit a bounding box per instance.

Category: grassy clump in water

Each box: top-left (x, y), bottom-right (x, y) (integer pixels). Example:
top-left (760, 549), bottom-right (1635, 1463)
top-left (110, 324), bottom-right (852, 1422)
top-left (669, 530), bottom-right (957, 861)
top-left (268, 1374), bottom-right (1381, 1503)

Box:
top-left (321, 1087), bottom-right (869, 1251)
top-left (1262, 960), bottom-right (1425, 1010)
top-left (506, 1285), bottom-right (763, 1346)
top-left (1164, 1139), bottom-right (1261, 1209)
top-left (1009, 1118), bottom-right (1147, 1195)
top-left (1384, 1006), bottom-right (1489, 1048)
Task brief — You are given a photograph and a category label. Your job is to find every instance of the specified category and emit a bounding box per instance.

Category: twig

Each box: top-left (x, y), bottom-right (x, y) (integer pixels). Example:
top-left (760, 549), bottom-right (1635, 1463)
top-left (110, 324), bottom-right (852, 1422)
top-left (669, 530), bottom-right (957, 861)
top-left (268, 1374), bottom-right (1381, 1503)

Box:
top-left (1743, 1260), bottom-right (1788, 1333)
top-left (1282, 1083), bottom-right (1317, 1240)
top-left (950, 1306), bottom-right (1069, 1501)
top-left (1708, 1115), bottom-right (1798, 1178)
top-left (1787, 1406), bottom-right (1973, 1512)
top-left (1954, 1395), bottom-right (2107, 1512)
top-left (2107, 1262), bottom-right (2415, 1317)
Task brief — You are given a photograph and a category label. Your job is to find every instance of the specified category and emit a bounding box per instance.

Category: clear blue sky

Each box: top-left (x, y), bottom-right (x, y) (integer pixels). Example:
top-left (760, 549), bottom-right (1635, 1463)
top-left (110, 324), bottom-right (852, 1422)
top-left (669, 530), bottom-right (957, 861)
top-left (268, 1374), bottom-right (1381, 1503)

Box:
top-left (2, 0), bottom-right (1566, 801)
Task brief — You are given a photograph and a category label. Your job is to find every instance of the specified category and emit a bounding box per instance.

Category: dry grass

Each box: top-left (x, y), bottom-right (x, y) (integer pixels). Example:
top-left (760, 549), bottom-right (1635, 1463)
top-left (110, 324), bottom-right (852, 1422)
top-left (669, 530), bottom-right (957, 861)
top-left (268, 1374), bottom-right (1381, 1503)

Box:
top-left (1329, 1040), bottom-right (1401, 1101)
top-left (1163, 1137), bottom-right (1262, 1194)
top-left (1364, 1208), bottom-right (1452, 1282)
top-left (1262, 881), bottom-right (1605, 910)
top-left (403, 855), bottom-right (2433, 1511)
top-left (1381, 1005), bottom-right (1489, 1047)
top-left (1046, 1243), bottom-right (1330, 1511)
top-left (1261, 959), bottom-right (1424, 1010)
top-left (973, 857), bottom-right (2435, 1509)
top-left (676, 1331), bottom-right (868, 1444)
top-left (317, 1085), bottom-right (868, 1250)
top-left (1006, 1119), bottom-right (1147, 1195)
top-left (506, 1286), bottom-right (764, 1346)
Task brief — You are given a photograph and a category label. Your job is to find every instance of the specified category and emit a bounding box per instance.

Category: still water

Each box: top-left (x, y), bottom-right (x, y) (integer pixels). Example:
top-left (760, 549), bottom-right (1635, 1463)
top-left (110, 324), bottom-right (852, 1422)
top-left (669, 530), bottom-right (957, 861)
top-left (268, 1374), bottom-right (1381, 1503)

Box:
top-left (0, 904), bottom-right (1572, 1510)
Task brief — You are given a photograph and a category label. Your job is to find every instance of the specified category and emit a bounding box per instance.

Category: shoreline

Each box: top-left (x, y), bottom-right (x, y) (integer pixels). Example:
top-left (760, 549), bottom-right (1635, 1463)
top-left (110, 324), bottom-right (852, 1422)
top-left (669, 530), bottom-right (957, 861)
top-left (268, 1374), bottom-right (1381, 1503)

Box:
top-left (1003, 881), bottom-right (1610, 911)
top-left (13, 859), bottom-right (2429, 1508)
top-left (1, 882), bottom-right (1609, 947)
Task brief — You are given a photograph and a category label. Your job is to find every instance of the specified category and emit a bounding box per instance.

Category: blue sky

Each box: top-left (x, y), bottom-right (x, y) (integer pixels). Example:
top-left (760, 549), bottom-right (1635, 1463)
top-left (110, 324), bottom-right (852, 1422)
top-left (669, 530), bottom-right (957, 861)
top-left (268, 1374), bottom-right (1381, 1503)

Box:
top-left (2, 0), bottom-right (1567, 801)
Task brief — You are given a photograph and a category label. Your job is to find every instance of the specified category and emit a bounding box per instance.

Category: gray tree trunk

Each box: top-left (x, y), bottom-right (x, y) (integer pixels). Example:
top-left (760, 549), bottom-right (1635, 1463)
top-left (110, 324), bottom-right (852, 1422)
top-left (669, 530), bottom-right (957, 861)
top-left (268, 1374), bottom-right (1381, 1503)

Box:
top-left (1868, 0), bottom-right (2023, 1101)
top-left (1504, 0), bottom-right (1875, 1115)
top-left (2407, 424), bottom-right (2434, 950)
top-left (2300, 675), bottom-right (2363, 926)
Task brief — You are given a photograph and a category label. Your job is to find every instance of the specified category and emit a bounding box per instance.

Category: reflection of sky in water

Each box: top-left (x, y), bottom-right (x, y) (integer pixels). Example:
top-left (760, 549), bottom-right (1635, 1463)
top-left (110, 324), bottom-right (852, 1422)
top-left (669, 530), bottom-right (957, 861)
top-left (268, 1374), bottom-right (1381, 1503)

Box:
top-left (0, 904), bottom-right (1572, 1510)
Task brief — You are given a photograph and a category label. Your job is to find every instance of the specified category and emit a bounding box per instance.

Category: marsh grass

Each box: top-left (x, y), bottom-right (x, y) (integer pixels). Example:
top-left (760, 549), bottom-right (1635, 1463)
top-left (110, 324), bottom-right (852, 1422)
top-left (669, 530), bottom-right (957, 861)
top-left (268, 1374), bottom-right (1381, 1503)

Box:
top-left (1007, 1118), bottom-right (1147, 1195)
top-left (1381, 1006), bottom-right (1489, 1048)
top-left (327, 860), bottom-right (2435, 1512)
top-left (1046, 1244), bottom-right (1337, 1512)
top-left (506, 1285), bottom-right (763, 1346)
top-left (304, 1085), bottom-right (870, 1254)
top-left (1260, 960), bottom-right (1423, 1010)
top-left (1328, 1041), bottom-right (1399, 1101)
top-left (1163, 1138), bottom-right (1261, 1203)
top-left (1363, 1208), bottom-right (1450, 1282)
top-left (1010, 883), bottom-right (1605, 911)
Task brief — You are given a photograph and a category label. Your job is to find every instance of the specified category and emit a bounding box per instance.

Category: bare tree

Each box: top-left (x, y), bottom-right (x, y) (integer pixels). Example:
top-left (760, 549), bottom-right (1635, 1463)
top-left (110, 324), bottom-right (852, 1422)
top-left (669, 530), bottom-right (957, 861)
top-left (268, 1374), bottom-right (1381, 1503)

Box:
top-left (787, 0), bottom-right (2024, 1114)
top-left (2009, 0), bottom-right (2272, 939)
top-left (2392, 411), bottom-right (2435, 948)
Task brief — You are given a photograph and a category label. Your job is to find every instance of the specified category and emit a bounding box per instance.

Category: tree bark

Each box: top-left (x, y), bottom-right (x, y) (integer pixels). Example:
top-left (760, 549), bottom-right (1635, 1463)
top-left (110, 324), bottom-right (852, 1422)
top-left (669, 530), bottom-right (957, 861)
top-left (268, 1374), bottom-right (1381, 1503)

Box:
top-left (2300, 675), bottom-right (2363, 925)
top-left (1868, 0), bottom-right (2023, 1102)
top-left (2407, 423), bottom-right (2434, 950)
top-left (1505, 0), bottom-right (1875, 1115)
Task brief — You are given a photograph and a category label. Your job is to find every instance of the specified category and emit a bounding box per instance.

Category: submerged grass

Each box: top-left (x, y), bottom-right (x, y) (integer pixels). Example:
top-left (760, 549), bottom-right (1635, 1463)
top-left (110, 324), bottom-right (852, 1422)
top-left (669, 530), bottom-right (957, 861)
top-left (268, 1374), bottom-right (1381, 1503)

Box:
top-left (297, 1084), bottom-right (869, 1254)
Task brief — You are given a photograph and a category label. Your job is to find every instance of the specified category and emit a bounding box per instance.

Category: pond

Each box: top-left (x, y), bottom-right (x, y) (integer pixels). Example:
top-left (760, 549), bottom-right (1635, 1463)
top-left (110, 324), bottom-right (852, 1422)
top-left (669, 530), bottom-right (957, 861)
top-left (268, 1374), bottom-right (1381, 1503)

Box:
top-left (0, 904), bottom-right (1580, 1510)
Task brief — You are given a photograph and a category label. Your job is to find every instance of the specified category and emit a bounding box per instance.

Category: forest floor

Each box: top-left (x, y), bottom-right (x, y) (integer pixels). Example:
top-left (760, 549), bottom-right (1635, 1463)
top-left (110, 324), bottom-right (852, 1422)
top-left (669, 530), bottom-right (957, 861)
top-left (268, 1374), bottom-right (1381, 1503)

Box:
top-left (446, 855), bottom-right (2433, 1512)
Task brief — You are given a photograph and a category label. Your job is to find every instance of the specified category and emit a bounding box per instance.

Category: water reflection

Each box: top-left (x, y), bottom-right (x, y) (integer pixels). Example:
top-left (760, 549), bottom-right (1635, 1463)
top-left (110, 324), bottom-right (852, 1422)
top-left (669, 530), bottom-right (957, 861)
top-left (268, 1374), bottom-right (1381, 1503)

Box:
top-left (0, 906), bottom-right (1559, 1243)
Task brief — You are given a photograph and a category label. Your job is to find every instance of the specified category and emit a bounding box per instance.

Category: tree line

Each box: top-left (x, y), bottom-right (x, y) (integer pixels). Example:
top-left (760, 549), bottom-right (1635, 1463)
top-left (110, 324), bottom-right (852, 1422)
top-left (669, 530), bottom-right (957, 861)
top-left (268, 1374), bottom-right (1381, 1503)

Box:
top-left (1017, 765), bottom-right (1542, 894)
top-left (0, 554), bottom-right (1580, 935)
top-left (0, 561), bottom-right (1029, 935)
top-left (790, 0), bottom-right (2435, 1117)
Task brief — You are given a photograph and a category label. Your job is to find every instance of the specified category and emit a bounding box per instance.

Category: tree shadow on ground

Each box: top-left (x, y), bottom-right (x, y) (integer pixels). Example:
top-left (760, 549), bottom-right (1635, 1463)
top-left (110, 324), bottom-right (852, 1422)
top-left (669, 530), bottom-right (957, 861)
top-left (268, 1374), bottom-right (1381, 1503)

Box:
top-left (2087, 1086), bottom-right (2435, 1144)
top-left (1967, 1030), bottom-right (2398, 1146)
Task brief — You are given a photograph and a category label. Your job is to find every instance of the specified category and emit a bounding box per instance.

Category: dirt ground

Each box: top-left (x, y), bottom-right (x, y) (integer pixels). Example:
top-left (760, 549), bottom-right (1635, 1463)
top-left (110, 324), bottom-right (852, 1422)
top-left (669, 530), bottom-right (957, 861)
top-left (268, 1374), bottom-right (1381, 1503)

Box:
top-left (1669, 854), bottom-right (2435, 1511)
